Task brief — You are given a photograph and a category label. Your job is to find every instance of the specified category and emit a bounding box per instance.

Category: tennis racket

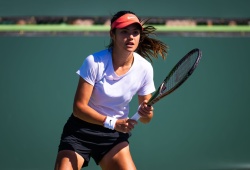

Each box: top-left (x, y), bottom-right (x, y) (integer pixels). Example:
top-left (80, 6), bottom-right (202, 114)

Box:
top-left (131, 48), bottom-right (202, 120)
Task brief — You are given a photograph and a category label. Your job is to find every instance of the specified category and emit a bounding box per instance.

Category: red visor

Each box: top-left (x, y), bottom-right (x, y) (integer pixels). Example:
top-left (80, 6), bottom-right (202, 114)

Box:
top-left (111, 14), bottom-right (142, 30)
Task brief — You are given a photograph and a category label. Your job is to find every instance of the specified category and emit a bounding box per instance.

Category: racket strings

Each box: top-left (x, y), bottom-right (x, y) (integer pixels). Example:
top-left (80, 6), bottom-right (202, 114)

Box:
top-left (166, 52), bottom-right (199, 91)
top-left (148, 49), bottom-right (201, 105)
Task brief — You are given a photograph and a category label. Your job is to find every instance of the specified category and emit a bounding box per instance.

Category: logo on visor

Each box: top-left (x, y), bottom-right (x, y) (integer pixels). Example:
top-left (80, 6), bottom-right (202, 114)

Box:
top-left (127, 16), bottom-right (135, 19)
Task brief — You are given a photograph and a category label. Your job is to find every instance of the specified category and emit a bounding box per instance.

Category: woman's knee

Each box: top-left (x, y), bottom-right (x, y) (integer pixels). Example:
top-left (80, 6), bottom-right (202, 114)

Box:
top-left (54, 150), bottom-right (84, 170)
top-left (99, 142), bottom-right (136, 170)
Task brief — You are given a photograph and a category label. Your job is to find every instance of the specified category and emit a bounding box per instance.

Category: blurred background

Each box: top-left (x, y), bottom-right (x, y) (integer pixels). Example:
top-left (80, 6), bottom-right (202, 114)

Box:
top-left (0, 0), bottom-right (250, 169)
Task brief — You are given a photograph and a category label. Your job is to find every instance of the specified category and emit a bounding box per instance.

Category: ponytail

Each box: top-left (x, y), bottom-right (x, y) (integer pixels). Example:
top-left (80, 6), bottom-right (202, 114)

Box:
top-left (137, 24), bottom-right (168, 62)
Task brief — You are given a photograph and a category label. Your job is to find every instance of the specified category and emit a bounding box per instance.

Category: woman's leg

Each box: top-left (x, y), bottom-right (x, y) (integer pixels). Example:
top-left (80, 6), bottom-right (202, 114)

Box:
top-left (99, 142), bottom-right (136, 170)
top-left (54, 150), bottom-right (84, 170)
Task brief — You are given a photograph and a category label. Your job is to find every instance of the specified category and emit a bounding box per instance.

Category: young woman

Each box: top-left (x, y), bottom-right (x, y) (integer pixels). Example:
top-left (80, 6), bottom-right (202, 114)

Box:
top-left (54, 10), bottom-right (168, 170)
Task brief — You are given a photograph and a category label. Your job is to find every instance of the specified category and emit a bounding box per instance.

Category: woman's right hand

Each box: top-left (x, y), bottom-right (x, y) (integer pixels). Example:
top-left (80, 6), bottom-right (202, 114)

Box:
top-left (115, 118), bottom-right (138, 133)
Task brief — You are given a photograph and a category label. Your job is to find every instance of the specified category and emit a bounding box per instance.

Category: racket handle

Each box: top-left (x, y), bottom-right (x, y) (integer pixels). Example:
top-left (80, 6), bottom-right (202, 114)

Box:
top-left (131, 112), bottom-right (141, 120)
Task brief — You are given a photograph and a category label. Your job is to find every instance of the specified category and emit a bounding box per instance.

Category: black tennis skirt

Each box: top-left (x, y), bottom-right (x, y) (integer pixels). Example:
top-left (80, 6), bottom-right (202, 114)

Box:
top-left (57, 114), bottom-right (131, 167)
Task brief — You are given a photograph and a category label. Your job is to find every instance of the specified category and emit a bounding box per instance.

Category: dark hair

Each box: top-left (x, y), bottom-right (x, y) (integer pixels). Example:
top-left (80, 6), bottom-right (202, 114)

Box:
top-left (107, 10), bottom-right (168, 62)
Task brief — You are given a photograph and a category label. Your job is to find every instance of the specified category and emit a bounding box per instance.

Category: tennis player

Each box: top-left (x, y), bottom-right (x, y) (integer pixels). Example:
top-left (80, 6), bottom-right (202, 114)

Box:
top-left (54, 10), bottom-right (168, 170)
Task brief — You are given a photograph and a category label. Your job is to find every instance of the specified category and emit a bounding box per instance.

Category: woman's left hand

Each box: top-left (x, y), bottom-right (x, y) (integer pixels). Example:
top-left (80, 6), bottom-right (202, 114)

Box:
top-left (137, 100), bottom-right (154, 123)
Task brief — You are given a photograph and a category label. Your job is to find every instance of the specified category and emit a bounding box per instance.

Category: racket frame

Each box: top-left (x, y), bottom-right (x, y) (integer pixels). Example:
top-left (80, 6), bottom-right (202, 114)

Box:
top-left (147, 48), bottom-right (202, 106)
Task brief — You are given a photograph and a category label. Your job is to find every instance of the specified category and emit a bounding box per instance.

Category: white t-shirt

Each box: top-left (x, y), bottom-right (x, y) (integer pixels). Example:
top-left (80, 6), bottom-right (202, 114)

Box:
top-left (77, 49), bottom-right (155, 119)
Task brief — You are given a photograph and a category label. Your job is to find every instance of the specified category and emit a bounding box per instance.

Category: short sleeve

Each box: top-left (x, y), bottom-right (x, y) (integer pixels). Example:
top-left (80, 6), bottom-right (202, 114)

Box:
top-left (137, 64), bottom-right (155, 96)
top-left (76, 55), bottom-right (98, 86)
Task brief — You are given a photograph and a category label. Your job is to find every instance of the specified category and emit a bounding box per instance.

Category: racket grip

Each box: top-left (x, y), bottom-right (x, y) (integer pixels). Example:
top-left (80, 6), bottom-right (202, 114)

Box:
top-left (131, 112), bottom-right (141, 120)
